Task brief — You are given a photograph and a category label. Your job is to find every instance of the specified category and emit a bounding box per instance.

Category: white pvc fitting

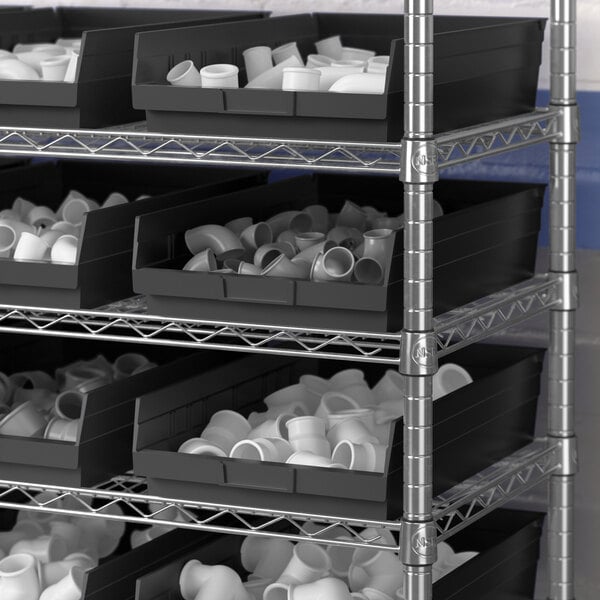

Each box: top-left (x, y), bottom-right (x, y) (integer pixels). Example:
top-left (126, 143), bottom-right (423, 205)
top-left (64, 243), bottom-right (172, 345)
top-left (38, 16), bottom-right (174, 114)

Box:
top-left (10, 534), bottom-right (68, 564)
top-left (13, 232), bottom-right (49, 261)
top-left (61, 196), bottom-right (98, 225)
top-left (224, 217), bottom-right (252, 238)
top-left (185, 224), bottom-right (244, 261)
top-left (367, 56), bottom-right (390, 74)
top-left (183, 248), bottom-right (217, 272)
top-left (63, 51), bottom-right (79, 83)
top-left (272, 42), bottom-right (303, 66)
top-left (54, 390), bottom-right (84, 420)
top-left (0, 401), bottom-right (47, 438)
top-left (245, 55), bottom-right (303, 90)
top-left (341, 47), bottom-right (376, 62)
top-left (40, 55), bottom-right (70, 81)
top-left (326, 418), bottom-right (378, 447)
top-left (306, 54), bottom-right (333, 69)
top-left (200, 64), bottom-right (239, 89)
top-left (432, 363), bottom-right (473, 400)
top-left (315, 36), bottom-right (343, 60)
top-left (0, 554), bottom-right (41, 600)
top-left (39, 566), bottom-right (85, 600)
top-left (240, 222), bottom-right (272, 251)
top-left (314, 391), bottom-right (361, 421)
top-left (277, 542), bottom-right (332, 585)
top-left (282, 67), bottom-right (320, 92)
top-left (329, 73), bottom-right (387, 95)
top-left (354, 257), bottom-right (384, 285)
top-left (26, 206), bottom-right (56, 229)
top-left (177, 437), bottom-right (227, 457)
top-left (113, 352), bottom-right (150, 379)
top-left (243, 46), bottom-right (273, 82)
top-left (167, 60), bottom-right (202, 87)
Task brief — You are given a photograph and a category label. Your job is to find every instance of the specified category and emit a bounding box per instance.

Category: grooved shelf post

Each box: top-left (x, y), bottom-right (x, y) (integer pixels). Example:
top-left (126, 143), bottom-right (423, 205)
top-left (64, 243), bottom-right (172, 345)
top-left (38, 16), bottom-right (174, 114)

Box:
top-left (0, 2), bottom-right (578, 600)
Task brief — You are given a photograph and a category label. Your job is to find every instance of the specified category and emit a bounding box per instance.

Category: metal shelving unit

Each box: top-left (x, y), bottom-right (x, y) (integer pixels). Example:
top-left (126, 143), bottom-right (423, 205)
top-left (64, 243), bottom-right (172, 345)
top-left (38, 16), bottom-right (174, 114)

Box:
top-left (0, 1), bottom-right (577, 600)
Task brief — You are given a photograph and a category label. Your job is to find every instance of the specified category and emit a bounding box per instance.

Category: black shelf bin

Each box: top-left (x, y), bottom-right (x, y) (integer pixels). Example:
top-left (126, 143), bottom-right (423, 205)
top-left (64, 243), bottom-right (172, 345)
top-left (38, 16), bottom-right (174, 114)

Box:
top-left (133, 13), bottom-right (545, 142)
top-left (0, 7), bottom-right (266, 129)
top-left (133, 174), bottom-right (545, 333)
top-left (0, 157), bottom-right (29, 169)
top-left (0, 7), bottom-right (31, 13)
top-left (133, 343), bottom-right (544, 521)
top-left (80, 527), bottom-right (210, 600)
top-left (0, 335), bottom-right (240, 487)
top-left (134, 509), bottom-right (545, 600)
top-left (0, 161), bottom-right (265, 309)
top-left (0, 499), bottom-right (220, 597)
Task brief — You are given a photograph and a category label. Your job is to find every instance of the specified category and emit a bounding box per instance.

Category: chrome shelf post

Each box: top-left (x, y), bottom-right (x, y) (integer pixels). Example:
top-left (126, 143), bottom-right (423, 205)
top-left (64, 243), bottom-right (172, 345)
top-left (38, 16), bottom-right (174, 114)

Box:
top-left (400, 2), bottom-right (437, 600)
top-left (548, 1), bottom-right (579, 599)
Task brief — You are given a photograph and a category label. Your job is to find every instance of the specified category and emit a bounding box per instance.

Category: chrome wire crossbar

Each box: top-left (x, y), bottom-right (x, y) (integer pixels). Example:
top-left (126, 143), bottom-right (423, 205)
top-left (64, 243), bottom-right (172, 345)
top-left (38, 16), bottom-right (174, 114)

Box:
top-left (0, 275), bottom-right (558, 363)
top-left (436, 108), bottom-right (561, 169)
top-left (434, 274), bottom-right (559, 356)
top-left (0, 440), bottom-right (557, 551)
top-left (433, 439), bottom-right (560, 541)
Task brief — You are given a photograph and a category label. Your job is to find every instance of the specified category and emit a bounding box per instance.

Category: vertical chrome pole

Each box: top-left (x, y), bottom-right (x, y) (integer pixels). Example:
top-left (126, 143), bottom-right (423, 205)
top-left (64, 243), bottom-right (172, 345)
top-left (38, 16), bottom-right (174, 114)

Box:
top-left (548, 1), bottom-right (578, 599)
top-left (401, 2), bottom-right (438, 600)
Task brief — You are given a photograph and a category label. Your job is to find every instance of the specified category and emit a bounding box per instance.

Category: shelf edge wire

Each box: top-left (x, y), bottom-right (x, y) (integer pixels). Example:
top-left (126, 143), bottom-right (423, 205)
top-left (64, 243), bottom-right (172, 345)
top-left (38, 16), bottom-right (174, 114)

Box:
top-left (0, 325), bottom-right (403, 364)
top-left (0, 476), bottom-right (402, 550)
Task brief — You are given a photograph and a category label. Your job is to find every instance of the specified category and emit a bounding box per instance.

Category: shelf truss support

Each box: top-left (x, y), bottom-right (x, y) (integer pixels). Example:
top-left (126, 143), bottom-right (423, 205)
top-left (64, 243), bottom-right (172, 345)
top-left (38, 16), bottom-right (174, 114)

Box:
top-left (433, 439), bottom-right (560, 541)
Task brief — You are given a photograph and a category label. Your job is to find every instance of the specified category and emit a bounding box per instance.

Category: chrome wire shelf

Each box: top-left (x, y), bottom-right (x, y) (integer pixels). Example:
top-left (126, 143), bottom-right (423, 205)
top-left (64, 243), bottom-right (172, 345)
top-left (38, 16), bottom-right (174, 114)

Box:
top-left (0, 108), bottom-right (559, 174)
top-left (0, 440), bottom-right (557, 551)
top-left (0, 297), bottom-right (403, 364)
top-left (0, 122), bottom-right (404, 174)
top-left (0, 275), bottom-right (558, 364)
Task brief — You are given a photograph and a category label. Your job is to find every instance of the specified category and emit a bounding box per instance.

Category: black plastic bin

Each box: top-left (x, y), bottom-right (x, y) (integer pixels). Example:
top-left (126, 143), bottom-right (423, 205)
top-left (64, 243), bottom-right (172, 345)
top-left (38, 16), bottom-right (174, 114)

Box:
top-left (80, 527), bottom-right (215, 600)
top-left (0, 514), bottom-right (209, 600)
top-left (133, 343), bottom-right (544, 521)
top-left (0, 335), bottom-right (239, 487)
top-left (0, 7), bottom-right (266, 128)
top-left (0, 157), bottom-right (28, 169)
top-left (0, 6), bottom-right (30, 13)
top-left (134, 509), bottom-right (544, 600)
top-left (133, 13), bottom-right (545, 142)
top-left (133, 174), bottom-right (545, 333)
top-left (0, 161), bottom-right (265, 309)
